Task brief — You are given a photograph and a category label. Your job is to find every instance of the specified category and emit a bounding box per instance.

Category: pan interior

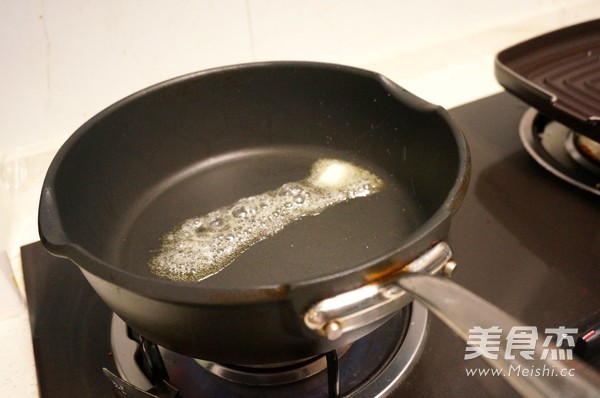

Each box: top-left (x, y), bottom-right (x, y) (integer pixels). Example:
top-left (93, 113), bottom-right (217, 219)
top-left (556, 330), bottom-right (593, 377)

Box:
top-left (113, 146), bottom-right (428, 288)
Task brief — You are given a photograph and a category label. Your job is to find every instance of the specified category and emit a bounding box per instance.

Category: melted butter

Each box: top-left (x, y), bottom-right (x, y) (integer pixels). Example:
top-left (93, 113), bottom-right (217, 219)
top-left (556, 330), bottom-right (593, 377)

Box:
top-left (147, 158), bottom-right (384, 282)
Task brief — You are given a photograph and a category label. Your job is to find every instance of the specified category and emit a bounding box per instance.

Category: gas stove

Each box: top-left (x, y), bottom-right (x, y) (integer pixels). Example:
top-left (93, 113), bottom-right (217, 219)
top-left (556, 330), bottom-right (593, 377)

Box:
top-left (21, 91), bottom-right (600, 397)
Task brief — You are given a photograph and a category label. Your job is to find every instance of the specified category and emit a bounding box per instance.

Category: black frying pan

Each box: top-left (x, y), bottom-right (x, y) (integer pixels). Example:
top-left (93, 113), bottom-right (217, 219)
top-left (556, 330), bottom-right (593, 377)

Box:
top-left (38, 62), bottom-right (600, 397)
top-left (39, 61), bottom-right (466, 364)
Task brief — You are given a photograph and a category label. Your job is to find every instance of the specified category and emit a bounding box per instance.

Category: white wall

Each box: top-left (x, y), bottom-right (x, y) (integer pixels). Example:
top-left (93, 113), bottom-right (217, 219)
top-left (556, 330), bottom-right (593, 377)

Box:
top-left (1, 0), bottom-right (598, 154)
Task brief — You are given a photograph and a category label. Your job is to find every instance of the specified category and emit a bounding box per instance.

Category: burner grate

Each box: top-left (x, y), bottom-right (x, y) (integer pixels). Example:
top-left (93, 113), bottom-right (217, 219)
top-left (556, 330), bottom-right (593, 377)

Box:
top-left (107, 304), bottom-right (427, 398)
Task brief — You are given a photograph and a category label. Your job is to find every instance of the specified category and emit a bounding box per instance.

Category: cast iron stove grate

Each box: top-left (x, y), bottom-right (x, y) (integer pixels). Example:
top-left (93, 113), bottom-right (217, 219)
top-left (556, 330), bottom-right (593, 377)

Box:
top-left (103, 304), bottom-right (428, 397)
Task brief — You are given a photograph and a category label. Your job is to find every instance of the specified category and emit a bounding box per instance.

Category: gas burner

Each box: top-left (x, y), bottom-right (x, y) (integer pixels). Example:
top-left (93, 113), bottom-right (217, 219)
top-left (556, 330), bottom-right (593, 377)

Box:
top-left (567, 133), bottom-right (600, 174)
top-left (108, 303), bottom-right (428, 397)
top-left (194, 345), bottom-right (351, 386)
top-left (519, 108), bottom-right (600, 195)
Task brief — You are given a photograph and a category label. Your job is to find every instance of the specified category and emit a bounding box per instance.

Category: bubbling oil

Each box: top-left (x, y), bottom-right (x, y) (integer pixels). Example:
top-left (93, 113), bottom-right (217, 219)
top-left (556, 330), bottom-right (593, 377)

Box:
top-left (147, 158), bottom-right (384, 282)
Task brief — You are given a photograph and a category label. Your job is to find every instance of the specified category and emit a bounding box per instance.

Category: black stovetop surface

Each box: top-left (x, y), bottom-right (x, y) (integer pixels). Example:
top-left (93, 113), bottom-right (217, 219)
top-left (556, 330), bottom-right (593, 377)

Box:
top-left (22, 92), bottom-right (600, 397)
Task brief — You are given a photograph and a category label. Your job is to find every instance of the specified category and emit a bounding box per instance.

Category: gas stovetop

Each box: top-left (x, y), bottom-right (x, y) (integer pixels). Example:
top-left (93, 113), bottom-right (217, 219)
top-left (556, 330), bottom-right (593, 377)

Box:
top-left (22, 92), bottom-right (600, 397)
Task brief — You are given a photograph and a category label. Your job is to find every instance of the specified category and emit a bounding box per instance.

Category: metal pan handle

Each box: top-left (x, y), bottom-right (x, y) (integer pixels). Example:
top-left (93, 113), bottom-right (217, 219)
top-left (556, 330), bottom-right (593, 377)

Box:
top-left (397, 274), bottom-right (600, 397)
top-left (304, 242), bottom-right (455, 340)
top-left (303, 242), bottom-right (600, 397)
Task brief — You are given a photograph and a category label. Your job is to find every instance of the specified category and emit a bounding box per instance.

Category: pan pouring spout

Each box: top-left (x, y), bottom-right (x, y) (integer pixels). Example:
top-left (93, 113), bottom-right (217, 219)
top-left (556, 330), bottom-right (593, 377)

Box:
top-left (147, 158), bottom-right (384, 282)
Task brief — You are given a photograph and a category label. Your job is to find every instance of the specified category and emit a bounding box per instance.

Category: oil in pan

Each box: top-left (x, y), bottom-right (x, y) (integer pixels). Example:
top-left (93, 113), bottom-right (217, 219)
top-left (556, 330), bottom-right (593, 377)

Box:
top-left (148, 158), bottom-right (384, 282)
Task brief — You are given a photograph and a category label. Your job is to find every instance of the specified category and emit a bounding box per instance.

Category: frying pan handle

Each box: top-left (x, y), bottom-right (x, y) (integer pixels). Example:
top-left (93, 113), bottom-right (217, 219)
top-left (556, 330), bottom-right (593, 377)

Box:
top-left (304, 242), bottom-right (455, 340)
top-left (304, 242), bottom-right (600, 397)
top-left (397, 274), bottom-right (600, 398)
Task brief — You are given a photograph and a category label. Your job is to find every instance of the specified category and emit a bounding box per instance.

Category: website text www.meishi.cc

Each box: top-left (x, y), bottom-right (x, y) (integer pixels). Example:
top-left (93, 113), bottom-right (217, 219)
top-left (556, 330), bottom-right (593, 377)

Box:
top-left (463, 326), bottom-right (578, 379)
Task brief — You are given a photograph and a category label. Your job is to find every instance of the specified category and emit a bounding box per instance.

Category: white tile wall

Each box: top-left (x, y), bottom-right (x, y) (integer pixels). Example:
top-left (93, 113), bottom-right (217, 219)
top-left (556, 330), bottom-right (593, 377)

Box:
top-left (2, 0), bottom-right (599, 154)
